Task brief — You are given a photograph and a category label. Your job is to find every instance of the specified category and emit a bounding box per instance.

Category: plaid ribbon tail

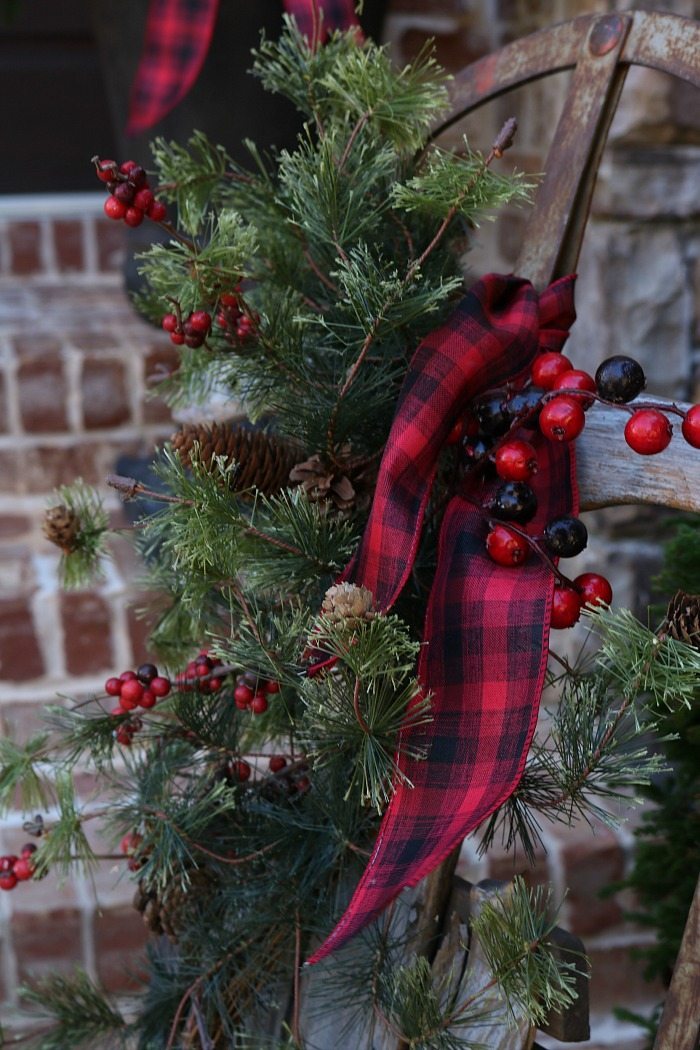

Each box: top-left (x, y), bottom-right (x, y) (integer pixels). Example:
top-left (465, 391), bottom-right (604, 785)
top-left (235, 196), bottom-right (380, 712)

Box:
top-left (126, 0), bottom-right (361, 136)
top-left (307, 273), bottom-right (577, 964)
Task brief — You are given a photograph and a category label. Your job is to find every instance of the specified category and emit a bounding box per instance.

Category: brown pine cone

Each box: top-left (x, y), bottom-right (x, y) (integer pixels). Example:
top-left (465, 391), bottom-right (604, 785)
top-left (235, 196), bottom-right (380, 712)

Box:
top-left (133, 867), bottom-right (217, 942)
top-left (665, 590), bottom-right (700, 649)
top-left (322, 582), bottom-right (375, 625)
top-left (42, 505), bottom-right (80, 553)
top-left (289, 453), bottom-right (356, 514)
top-left (171, 423), bottom-right (298, 497)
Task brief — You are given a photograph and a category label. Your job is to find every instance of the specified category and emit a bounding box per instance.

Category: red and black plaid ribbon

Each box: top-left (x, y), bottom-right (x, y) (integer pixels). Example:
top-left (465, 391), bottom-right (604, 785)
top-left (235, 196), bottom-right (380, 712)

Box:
top-left (126, 0), bottom-right (362, 136)
top-left (308, 272), bottom-right (578, 963)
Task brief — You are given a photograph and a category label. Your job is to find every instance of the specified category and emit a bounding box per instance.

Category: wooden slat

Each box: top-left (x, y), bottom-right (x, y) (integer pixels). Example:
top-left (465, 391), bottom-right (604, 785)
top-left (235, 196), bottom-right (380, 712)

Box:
top-left (577, 399), bottom-right (700, 513)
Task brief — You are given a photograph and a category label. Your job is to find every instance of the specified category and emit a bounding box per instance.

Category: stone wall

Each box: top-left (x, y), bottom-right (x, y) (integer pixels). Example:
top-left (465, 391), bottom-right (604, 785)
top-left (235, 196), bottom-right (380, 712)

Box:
top-left (1, 2), bottom-right (699, 1045)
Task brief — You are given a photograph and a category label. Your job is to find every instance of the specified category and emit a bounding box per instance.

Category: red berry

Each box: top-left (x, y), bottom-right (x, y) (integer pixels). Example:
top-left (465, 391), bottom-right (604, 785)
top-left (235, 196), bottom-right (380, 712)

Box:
top-left (681, 405), bottom-right (700, 449)
top-left (234, 760), bottom-right (251, 782)
top-left (0, 855), bottom-right (17, 872)
top-left (13, 857), bottom-right (34, 881)
top-left (264, 679), bottom-right (281, 694)
top-left (539, 396), bottom-right (586, 442)
top-left (208, 677), bottom-right (223, 691)
top-left (234, 684), bottom-right (254, 705)
top-left (120, 832), bottom-right (142, 855)
top-left (132, 188), bottom-right (154, 212)
top-left (185, 332), bottom-right (205, 349)
top-left (104, 196), bottom-right (127, 221)
top-left (251, 694), bottom-right (268, 715)
top-left (120, 678), bottom-right (144, 707)
top-left (124, 207), bottom-right (144, 228)
top-left (269, 755), bottom-right (287, 773)
top-left (189, 310), bottom-right (212, 334)
top-left (494, 440), bottom-right (538, 482)
top-left (296, 776), bottom-right (311, 794)
top-left (574, 572), bottom-right (613, 609)
top-left (220, 293), bottom-right (239, 308)
top-left (216, 311), bottom-right (229, 329)
top-left (195, 663), bottom-right (210, 677)
top-left (105, 677), bottom-right (122, 696)
top-left (532, 352), bottom-right (573, 390)
top-left (95, 159), bottom-right (117, 182)
top-left (551, 586), bottom-right (582, 629)
top-left (486, 524), bottom-right (530, 567)
top-left (624, 409), bottom-right (672, 455)
top-left (115, 727), bottom-right (134, 745)
top-left (111, 705), bottom-right (126, 716)
top-left (170, 331), bottom-right (185, 345)
top-left (552, 369), bottom-right (597, 407)
top-left (119, 670), bottom-right (138, 681)
top-left (139, 690), bottom-right (156, 709)
top-left (21, 843), bottom-right (37, 858)
top-left (0, 872), bottom-right (17, 891)
top-left (162, 313), bottom-right (179, 333)
top-left (147, 200), bottom-right (167, 222)
top-left (149, 676), bottom-right (171, 698)
top-left (119, 160), bottom-right (138, 174)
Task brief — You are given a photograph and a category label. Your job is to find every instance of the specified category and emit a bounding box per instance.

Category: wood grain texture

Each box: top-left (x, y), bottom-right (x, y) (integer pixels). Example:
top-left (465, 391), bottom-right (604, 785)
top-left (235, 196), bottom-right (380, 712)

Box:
top-left (577, 399), bottom-right (700, 512)
top-left (653, 874), bottom-right (700, 1050)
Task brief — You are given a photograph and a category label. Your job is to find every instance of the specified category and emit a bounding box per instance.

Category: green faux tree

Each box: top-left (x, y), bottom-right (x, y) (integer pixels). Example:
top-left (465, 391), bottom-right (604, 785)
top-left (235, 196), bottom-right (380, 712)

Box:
top-left (2, 18), bottom-right (699, 1050)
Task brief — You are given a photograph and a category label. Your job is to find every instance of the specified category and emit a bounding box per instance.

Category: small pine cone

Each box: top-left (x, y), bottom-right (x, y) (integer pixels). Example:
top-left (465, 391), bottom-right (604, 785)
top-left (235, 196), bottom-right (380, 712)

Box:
top-left (665, 590), bottom-right (700, 649)
top-left (133, 880), bottom-right (164, 935)
top-left (42, 504), bottom-right (80, 553)
top-left (171, 423), bottom-right (298, 497)
top-left (322, 582), bottom-right (375, 625)
top-left (289, 454), bottom-right (356, 514)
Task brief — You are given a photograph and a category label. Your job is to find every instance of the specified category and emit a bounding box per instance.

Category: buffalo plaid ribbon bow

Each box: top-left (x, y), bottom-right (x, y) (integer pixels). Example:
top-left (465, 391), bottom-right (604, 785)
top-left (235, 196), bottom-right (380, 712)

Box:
top-left (126, 0), bottom-right (362, 136)
top-left (308, 272), bottom-right (578, 964)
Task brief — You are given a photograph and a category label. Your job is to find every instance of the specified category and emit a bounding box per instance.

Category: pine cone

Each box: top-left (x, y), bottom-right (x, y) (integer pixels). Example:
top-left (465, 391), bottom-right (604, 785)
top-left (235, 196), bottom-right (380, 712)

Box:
top-left (665, 590), bottom-right (700, 649)
top-left (289, 453), bottom-right (356, 513)
top-left (42, 504), bottom-right (80, 553)
top-left (133, 867), bottom-right (217, 941)
top-left (171, 423), bottom-right (298, 497)
top-left (322, 582), bottom-right (375, 624)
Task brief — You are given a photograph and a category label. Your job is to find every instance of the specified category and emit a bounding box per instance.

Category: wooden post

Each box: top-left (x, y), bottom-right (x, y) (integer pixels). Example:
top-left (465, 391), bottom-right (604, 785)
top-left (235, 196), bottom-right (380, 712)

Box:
top-left (653, 873), bottom-right (700, 1050)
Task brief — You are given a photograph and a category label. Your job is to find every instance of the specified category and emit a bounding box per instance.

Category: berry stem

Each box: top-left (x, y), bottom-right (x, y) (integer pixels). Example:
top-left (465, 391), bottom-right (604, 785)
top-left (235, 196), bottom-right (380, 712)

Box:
top-left (545, 388), bottom-right (687, 418)
top-left (462, 494), bottom-right (571, 587)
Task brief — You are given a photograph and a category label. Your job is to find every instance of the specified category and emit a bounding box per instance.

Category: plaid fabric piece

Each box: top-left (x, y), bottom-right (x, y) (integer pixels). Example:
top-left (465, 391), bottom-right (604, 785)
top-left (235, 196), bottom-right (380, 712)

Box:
top-left (126, 0), bottom-right (361, 136)
top-left (307, 273), bottom-right (578, 963)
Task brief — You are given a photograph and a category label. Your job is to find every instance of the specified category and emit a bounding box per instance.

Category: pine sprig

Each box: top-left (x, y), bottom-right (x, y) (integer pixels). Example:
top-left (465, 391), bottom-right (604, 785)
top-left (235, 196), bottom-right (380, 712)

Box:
top-left (150, 131), bottom-right (235, 236)
top-left (0, 733), bottom-right (52, 816)
top-left (20, 969), bottom-right (126, 1050)
top-left (33, 772), bottom-right (97, 876)
top-left (44, 479), bottom-right (110, 590)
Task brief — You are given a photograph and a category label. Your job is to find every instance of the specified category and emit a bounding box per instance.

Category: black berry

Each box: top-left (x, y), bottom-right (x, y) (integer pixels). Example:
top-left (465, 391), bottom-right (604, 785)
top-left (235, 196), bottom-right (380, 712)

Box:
top-left (506, 387), bottom-right (545, 430)
top-left (595, 356), bottom-right (646, 404)
top-left (137, 662), bottom-right (158, 685)
top-left (490, 481), bottom-right (538, 524)
top-left (543, 516), bottom-right (588, 557)
top-left (475, 395), bottom-right (511, 436)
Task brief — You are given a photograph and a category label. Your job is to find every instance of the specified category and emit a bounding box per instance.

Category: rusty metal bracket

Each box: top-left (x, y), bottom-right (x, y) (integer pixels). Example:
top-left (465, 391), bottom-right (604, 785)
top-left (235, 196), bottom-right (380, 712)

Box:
top-left (431, 10), bottom-right (700, 289)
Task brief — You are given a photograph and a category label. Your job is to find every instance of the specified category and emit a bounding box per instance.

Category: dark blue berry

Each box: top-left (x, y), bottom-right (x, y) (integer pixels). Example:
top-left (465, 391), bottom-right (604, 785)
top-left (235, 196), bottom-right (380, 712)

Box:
top-left (595, 356), bottom-right (646, 404)
top-left (543, 516), bottom-right (588, 557)
top-left (490, 482), bottom-right (538, 524)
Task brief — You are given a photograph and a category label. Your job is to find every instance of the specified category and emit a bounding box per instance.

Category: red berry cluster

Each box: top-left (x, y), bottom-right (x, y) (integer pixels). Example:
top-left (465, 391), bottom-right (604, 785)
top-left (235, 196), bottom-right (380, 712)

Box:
top-left (176, 651), bottom-right (225, 693)
top-left (0, 843), bottom-right (38, 891)
top-left (93, 156), bottom-right (167, 228)
top-left (227, 755), bottom-right (310, 795)
top-left (449, 346), bottom-right (700, 629)
top-left (234, 671), bottom-right (281, 715)
top-left (162, 308), bottom-right (212, 348)
top-left (105, 663), bottom-right (171, 745)
top-left (215, 291), bottom-right (258, 344)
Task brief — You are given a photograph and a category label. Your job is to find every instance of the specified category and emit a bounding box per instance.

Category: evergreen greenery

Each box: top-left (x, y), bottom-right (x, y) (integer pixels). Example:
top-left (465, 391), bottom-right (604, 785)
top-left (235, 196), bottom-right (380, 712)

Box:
top-left (3, 15), bottom-right (698, 1049)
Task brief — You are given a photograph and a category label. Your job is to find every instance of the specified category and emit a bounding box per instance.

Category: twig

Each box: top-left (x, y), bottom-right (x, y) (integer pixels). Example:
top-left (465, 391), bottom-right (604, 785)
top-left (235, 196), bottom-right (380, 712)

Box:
top-left (338, 111), bottom-right (371, 172)
top-left (352, 676), bottom-right (371, 734)
top-left (292, 909), bottom-right (303, 1046)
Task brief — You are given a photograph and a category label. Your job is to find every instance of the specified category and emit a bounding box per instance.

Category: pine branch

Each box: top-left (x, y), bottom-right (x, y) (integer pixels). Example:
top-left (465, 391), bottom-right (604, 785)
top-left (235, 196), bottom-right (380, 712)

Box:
top-left (0, 733), bottom-right (52, 816)
top-left (19, 970), bottom-right (126, 1050)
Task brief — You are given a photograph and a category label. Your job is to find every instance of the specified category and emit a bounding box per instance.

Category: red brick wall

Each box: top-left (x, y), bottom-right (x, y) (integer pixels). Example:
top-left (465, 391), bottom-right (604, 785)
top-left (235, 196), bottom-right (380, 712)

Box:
top-left (0, 197), bottom-right (174, 1031)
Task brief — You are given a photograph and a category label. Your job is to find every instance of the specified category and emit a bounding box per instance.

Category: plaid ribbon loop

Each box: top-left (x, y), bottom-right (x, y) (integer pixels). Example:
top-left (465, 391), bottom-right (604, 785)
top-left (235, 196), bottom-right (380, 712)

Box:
top-left (308, 273), bottom-right (578, 963)
top-left (126, 0), bottom-right (362, 136)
